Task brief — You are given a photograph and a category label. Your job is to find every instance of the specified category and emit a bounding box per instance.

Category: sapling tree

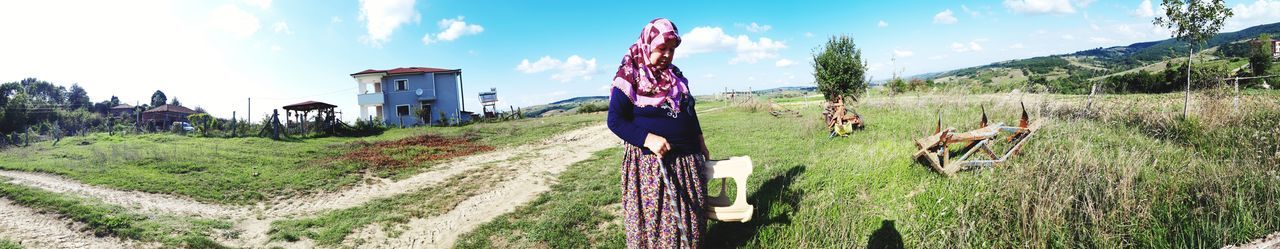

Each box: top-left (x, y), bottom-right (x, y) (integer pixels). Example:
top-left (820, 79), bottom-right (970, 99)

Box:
top-left (1153, 0), bottom-right (1233, 118)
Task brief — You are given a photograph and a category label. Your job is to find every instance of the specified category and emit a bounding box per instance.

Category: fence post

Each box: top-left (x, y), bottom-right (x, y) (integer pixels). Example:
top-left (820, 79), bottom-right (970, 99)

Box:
top-left (1233, 78), bottom-right (1239, 113)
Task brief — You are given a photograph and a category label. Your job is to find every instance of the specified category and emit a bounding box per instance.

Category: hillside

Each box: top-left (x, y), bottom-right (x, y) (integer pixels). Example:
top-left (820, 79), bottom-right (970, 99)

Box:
top-left (920, 22), bottom-right (1280, 90)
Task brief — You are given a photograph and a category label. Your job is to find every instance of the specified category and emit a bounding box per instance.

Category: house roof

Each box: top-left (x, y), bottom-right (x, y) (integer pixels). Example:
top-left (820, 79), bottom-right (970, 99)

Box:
top-left (143, 104), bottom-right (198, 114)
top-left (110, 104), bottom-right (134, 110)
top-left (283, 101), bottom-right (338, 111)
top-left (350, 67), bottom-right (460, 76)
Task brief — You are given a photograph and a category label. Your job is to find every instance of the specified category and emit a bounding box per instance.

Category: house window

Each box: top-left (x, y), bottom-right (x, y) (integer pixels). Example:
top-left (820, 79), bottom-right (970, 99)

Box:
top-left (396, 105), bottom-right (411, 117)
top-left (395, 79), bottom-right (408, 91)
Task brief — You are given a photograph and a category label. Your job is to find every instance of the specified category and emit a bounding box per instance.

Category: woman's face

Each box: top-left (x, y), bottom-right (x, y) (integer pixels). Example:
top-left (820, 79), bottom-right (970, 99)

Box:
top-left (647, 42), bottom-right (677, 70)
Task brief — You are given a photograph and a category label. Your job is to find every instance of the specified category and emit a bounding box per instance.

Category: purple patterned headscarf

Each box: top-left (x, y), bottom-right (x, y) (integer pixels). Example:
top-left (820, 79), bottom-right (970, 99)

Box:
top-left (612, 18), bottom-right (689, 113)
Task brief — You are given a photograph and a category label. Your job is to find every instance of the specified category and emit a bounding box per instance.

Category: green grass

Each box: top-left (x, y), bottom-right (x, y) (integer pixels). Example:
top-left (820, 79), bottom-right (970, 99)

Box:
top-left (0, 113), bottom-right (601, 204)
top-left (459, 92), bottom-right (1280, 248)
top-left (0, 180), bottom-right (231, 248)
top-left (0, 240), bottom-right (20, 249)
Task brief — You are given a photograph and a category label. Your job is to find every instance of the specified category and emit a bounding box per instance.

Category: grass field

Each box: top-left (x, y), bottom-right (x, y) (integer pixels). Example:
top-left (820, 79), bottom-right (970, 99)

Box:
top-left (0, 114), bottom-right (600, 204)
top-left (457, 91), bottom-right (1280, 248)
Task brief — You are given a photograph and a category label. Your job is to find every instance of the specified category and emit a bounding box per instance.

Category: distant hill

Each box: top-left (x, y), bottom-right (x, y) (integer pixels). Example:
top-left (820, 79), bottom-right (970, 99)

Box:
top-left (918, 22), bottom-right (1280, 88)
top-left (522, 96), bottom-right (608, 118)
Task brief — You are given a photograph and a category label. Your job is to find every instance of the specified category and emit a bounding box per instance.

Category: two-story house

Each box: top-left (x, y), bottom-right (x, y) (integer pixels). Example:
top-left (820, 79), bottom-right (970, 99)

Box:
top-left (351, 67), bottom-right (467, 126)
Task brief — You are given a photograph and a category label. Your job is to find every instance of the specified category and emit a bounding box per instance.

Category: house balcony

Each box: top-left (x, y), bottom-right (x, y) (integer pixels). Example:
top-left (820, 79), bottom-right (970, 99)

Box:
top-left (357, 93), bottom-right (383, 106)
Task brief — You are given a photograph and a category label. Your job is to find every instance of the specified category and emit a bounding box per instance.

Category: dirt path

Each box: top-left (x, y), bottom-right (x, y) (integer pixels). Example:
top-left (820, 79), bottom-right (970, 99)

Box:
top-left (0, 124), bottom-right (616, 248)
top-left (0, 199), bottom-right (142, 249)
top-left (1224, 232), bottom-right (1280, 249)
top-left (344, 124), bottom-right (616, 248)
top-left (0, 171), bottom-right (241, 218)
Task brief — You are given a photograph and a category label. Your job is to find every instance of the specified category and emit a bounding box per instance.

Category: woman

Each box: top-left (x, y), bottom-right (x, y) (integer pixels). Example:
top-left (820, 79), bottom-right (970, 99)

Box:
top-left (607, 18), bottom-right (711, 248)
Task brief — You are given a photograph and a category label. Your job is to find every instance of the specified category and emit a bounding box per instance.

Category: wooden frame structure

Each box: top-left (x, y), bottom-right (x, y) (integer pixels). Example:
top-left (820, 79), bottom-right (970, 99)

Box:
top-left (823, 95), bottom-right (865, 137)
top-left (283, 101), bottom-right (339, 135)
top-left (913, 103), bottom-right (1042, 176)
top-left (703, 156), bottom-right (754, 222)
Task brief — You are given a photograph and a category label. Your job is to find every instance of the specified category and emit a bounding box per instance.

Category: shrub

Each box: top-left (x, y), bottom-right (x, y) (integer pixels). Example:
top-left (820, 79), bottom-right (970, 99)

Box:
top-left (576, 102), bottom-right (608, 114)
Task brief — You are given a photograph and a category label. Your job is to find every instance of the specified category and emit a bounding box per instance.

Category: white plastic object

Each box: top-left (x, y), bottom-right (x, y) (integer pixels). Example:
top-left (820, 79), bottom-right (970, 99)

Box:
top-left (703, 156), bottom-right (754, 222)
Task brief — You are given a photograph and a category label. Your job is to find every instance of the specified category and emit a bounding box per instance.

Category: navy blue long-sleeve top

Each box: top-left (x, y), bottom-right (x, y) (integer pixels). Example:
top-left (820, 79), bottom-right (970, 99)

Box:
top-left (606, 87), bottom-right (704, 155)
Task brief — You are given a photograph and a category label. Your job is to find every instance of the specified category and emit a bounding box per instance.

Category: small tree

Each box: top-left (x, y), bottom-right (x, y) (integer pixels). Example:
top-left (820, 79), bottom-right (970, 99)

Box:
top-left (188, 113), bottom-right (216, 136)
top-left (812, 35), bottom-right (869, 102)
top-left (1153, 0), bottom-right (1233, 118)
top-left (415, 107), bottom-right (433, 125)
top-left (1250, 34), bottom-right (1273, 78)
top-left (150, 90), bottom-right (167, 107)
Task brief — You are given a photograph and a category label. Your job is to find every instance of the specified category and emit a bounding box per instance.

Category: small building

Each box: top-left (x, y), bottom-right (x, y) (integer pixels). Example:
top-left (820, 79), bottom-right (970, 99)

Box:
top-left (141, 104), bottom-right (198, 128)
top-left (109, 104), bottom-right (135, 117)
top-left (1273, 40), bottom-right (1279, 59)
top-left (351, 67), bottom-right (468, 126)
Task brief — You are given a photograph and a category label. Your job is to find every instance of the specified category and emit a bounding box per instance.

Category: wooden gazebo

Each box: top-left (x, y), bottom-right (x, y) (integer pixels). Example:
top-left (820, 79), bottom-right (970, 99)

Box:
top-left (283, 101), bottom-right (339, 135)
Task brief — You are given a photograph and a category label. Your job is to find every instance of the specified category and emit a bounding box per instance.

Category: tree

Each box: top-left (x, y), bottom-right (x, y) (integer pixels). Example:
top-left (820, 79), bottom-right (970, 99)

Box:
top-left (1250, 34), bottom-right (1273, 78)
top-left (812, 35), bottom-right (869, 102)
top-left (150, 90), bottom-right (167, 107)
top-left (187, 113), bottom-right (216, 136)
top-left (1153, 0), bottom-right (1233, 118)
top-left (170, 97), bottom-right (181, 107)
top-left (0, 92), bottom-right (30, 134)
top-left (67, 84), bottom-right (90, 111)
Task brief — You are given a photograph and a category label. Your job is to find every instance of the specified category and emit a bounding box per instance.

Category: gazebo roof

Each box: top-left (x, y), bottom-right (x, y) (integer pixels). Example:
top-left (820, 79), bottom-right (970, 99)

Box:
top-left (283, 101), bottom-right (338, 111)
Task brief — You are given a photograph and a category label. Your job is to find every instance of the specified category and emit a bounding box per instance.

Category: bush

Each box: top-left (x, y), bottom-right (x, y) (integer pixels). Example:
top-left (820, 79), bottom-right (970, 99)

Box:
top-left (576, 102), bottom-right (608, 114)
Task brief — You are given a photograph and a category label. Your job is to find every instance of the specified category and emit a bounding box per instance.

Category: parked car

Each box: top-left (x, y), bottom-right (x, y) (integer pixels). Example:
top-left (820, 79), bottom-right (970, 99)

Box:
top-left (173, 122), bottom-right (195, 132)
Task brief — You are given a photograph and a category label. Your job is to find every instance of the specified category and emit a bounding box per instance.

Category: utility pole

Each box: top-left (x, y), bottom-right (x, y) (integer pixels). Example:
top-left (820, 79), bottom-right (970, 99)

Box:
top-left (247, 98), bottom-right (252, 124)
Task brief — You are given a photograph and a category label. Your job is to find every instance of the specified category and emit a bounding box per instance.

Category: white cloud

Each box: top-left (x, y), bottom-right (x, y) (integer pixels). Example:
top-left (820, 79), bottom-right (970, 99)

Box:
top-left (934, 9), bottom-right (958, 24)
top-left (272, 21), bottom-right (292, 35)
top-left (775, 59), bottom-right (795, 67)
top-left (893, 49), bottom-right (914, 58)
top-left (1010, 43), bottom-right (1025, 49)
top-left (1228, 0), bottom-right (1280, 30)
top-left (961, 5), bottom-right (981, 17)
top-left (1133, 0), bottom-right (1155, 18)
top-left (804, 32), bottom-right (814, 37)
top-left (422, 16), bottom-right (484, 45)
top-left (243, 0), bottom-right (271, 9)
top-left (208, 4), bottom-right (259, 38)
top-left (1003, 0), bottom-right (1076, 15)
top-left (950, 41), bottom-right (984, 52)
top-left (515, 55), bottom-right (599, 82)
top-left (331, 16), bottom-right (343, 23)
top-left (678, 26), bottom-right (787, 64)
top-left (358, 0), bottom-right (420, 47)
top-left (744, 22), bottom-right (771, 33)
top-left (877, 20), bottom-right (888, 28)
top-left (1088, 36), bottom-right (1114, 44)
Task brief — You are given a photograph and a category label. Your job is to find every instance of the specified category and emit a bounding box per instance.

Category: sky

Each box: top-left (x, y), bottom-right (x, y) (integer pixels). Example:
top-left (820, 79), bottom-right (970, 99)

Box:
top-left (2, 0), bottom-right (1279, 122)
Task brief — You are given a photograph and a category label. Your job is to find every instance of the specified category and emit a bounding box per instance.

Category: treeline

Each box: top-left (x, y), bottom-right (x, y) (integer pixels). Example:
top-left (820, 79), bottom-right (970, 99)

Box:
top-left (0, 78), bottom-right (193, 145)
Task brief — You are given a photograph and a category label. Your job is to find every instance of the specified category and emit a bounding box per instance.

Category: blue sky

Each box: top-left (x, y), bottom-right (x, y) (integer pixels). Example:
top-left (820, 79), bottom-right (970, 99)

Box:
top-left (2, 0), bottom-right (1279, 122)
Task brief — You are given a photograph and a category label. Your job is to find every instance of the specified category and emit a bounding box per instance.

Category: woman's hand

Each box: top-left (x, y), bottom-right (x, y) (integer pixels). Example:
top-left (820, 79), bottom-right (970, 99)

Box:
top-left (644, 133), bottom-right (670, 159)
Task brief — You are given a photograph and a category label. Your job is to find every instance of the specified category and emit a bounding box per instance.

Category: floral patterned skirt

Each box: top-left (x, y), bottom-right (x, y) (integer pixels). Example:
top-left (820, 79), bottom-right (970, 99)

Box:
top-left (620, 144), bottom-right (707, 248)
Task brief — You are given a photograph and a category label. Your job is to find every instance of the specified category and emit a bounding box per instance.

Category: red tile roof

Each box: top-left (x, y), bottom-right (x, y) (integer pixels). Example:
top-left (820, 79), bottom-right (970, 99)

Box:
top-left (143, 104), bottom-right (198, 114)
top-left (110, 104), bottom-right (134, 109)
top-left (350, 67), bottom-right (460, 76)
